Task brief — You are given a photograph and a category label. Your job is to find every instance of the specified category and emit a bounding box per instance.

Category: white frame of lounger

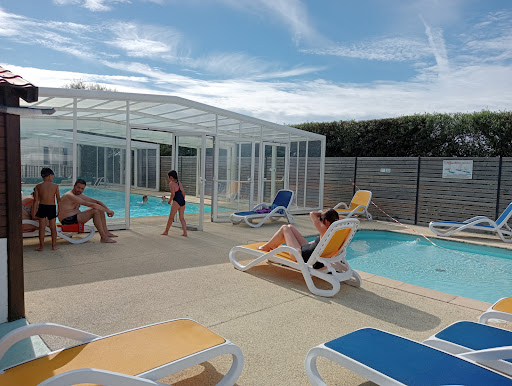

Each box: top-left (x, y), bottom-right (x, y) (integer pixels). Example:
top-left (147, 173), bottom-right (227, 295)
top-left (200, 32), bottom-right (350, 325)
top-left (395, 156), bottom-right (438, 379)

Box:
top-left (429, 203), bottom-right (512, 243)
top-left (479, 297), bottom-right (512, 324)
top-left (229, 218), bottom-right (361, 297)
top-left (229, 189), bottom-right (295, 228)
top-left (0, 319), bottom-right (244, 386)
top-left (304, 328), bottom-right (512, 386)
top-left (22, 219), bottom-right (96, 244)
top-left (423, 321), bottom-right (512, 376)
top-left (333, 190), bottom-right (373, 221)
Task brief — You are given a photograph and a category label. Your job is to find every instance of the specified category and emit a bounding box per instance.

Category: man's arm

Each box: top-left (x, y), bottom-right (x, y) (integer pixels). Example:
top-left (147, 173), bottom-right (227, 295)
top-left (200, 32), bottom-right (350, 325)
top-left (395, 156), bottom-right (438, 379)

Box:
top-left (75, 195), bottom-right (114, 216)
top-left (55, 185), bottom-right (61, 217)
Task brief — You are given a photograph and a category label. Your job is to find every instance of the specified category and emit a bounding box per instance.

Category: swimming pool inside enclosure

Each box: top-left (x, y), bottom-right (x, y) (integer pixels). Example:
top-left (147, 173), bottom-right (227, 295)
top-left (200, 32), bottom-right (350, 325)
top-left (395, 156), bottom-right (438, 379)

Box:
top-left (22, 186), bottom-right (232, 219)
top-left (308, 230), bottom-right (512, 303)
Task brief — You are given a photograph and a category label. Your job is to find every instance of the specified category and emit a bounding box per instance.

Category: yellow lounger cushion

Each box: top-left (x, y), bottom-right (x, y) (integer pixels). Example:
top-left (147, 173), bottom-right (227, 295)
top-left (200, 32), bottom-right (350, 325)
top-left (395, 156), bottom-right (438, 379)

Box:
top-left (493, 297), bottom-right (512, 313)
top-left (0, 319), bottom-right (225, 386)
top-left (241, 242), bottom-right (295, 261)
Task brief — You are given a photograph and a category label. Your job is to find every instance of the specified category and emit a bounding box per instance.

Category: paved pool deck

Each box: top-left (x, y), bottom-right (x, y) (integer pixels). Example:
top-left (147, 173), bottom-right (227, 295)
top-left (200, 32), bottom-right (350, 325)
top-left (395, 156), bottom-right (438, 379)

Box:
top-left (13, 215), bottom-right (512, 385)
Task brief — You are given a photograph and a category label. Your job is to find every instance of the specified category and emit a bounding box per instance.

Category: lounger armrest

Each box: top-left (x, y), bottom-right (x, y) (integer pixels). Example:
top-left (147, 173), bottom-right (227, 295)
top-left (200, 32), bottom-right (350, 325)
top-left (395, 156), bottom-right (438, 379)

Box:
top-left (344, 205), bottom-right (366, 218)
top-left (38, 368), bottom-right (165, 386)
top-left (465, 215), bottom-right (491, 222)
top-left (251, 203), bottom-right (267, 211)
top-left (459, 346), bottom-right (512, 362)
top-left (333, 202), bottom-right (348, 210)
top-left (0, 323), bottom-right (100, 361)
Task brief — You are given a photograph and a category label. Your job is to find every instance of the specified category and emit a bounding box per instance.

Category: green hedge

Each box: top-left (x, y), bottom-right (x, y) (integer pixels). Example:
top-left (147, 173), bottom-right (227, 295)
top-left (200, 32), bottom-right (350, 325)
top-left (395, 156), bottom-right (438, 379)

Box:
top-left (292, 111), bottom-right (512, 157)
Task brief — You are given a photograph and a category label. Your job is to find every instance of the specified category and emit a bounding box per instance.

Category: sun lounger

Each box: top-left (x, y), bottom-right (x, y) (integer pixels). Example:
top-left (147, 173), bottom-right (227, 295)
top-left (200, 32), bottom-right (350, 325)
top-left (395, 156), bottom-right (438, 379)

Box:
top-left (305, 327), bottom-right (512, 385)
top-left (22, 219), bottom-right (95, 244)
top-left (0, 319), bottom-right (244, 386)
top-left (229, 189), bottom-right (295, 228)
top-left (333, 190), bottom-right (372, 220)
top-left (422, 320), bottom-right (512, 376)
top-left (479, 297), bottom-right (512, 324)
top-left (429, 202), bottom-right (512, 243)
top-left (229, 218), bottom-right (361, 297)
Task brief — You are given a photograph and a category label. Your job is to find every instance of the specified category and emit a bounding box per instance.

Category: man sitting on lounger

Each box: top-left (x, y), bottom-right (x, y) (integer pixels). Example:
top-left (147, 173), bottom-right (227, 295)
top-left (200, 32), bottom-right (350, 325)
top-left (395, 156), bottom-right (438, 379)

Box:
top-left (58, 179), bottom-right (118, 243)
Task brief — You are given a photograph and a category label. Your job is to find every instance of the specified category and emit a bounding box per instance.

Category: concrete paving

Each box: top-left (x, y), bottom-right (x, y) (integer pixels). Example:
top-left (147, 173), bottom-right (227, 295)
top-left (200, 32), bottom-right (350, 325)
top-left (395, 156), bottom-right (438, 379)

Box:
top-left (19, 215), bottom-right (511, 385)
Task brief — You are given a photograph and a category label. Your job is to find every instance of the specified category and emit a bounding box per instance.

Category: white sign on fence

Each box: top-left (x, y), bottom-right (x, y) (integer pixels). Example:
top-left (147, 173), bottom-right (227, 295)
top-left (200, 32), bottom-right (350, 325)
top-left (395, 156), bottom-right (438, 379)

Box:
top-left (442, 160), bottom-right (473, 179)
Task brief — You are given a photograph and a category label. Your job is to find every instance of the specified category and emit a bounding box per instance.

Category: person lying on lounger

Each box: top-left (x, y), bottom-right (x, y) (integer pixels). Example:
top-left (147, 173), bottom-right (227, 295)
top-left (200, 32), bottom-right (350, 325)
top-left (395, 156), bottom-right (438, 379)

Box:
top-left (258, 208), bottom-right (339, 266)
top-left (58, 179), bottom-right (118, 243)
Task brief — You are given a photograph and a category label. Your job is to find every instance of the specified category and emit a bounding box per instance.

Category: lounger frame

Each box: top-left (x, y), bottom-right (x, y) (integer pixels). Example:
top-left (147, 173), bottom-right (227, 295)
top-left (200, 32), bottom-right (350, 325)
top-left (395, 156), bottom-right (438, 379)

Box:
top-left (0, 319), bottom-right (244, 386)
top-left (429, 202), bottom-right (512, 243)
top-left (479, 297), bottom-right (512, 324)
top-left (22, 219), bottom-right (96, 244)
top-left (229, 218), bottom-right (361, 297)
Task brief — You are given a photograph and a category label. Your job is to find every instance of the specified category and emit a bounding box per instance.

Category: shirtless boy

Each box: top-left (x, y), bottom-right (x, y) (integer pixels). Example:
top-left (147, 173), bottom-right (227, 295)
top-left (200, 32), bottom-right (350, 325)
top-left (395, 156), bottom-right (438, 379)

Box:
top-left (58, 179), bottom-right (118, 243)
top-left (33, 168), bottom-right (61, 251)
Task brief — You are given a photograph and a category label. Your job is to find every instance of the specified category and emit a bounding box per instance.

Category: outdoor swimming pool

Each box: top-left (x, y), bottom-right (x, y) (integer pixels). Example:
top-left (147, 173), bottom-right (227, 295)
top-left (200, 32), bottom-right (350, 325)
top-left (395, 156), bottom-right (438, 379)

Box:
top-left (308, 230), bottom-right (512, 303)
top-left (22, 186), bottom-right (223, 219)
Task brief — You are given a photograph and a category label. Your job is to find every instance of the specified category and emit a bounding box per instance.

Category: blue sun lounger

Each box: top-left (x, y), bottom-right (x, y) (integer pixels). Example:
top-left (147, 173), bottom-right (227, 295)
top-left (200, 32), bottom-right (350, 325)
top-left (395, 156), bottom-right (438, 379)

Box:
top-left (429, 202), bottom-right (512, 243)
top-left (229, 189), bottom-right (295, 228)
top-left (305, 328), bottom-right (512, 385)
top-left (423, 320), bottom-right (512, 376)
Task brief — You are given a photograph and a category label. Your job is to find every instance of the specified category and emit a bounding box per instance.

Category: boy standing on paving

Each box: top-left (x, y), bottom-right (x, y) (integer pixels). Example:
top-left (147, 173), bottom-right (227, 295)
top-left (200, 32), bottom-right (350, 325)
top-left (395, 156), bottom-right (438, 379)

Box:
top-left (33, 168), bottom-right (61, 251)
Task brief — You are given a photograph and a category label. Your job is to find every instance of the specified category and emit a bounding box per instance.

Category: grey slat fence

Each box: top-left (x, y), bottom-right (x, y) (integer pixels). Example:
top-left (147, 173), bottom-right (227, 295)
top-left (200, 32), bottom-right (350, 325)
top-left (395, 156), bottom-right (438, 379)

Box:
top-left (324, 157), bottom-right (512, 225)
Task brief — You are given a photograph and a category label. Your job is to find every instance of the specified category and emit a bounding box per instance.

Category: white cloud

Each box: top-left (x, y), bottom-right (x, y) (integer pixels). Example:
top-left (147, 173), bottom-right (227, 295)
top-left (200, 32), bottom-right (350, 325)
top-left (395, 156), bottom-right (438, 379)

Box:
top-left (304, 37), bottom-right (431, 62)
top-left (53, 0), bottom-right (130, 12)
top-left (107, 22), bottom-right (183, 59)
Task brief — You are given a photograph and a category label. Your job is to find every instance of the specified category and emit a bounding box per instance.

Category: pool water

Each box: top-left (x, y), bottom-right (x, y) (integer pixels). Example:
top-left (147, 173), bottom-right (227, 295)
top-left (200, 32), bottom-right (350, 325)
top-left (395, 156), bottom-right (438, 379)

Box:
top-left (308, 230), bottom-right (512, 303)
top-left (22, 186), bottom-right (226, 219)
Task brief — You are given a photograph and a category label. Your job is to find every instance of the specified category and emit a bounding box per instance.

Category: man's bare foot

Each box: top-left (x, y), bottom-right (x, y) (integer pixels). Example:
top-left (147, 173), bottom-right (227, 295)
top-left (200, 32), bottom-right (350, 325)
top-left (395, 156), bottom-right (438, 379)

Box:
top-left (100, 237), bottom-right (117, 243)
top-left (36, 247), bottom-right (44, 252)
top-left (107, 233), bottom-right (118, 237)
top-left (181, 233), bottom-right (188, 237)
top-left (52, 246), bottom-right (58, 250)
top-left (161, 232), bottom-right (169, 236)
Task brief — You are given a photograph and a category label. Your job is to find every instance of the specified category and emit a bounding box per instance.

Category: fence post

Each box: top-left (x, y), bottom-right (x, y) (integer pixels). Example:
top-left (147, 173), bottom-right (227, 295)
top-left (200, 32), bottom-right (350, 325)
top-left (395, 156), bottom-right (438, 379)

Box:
top-left (496, 155), bottom-right (503, 220)
top-left (414, 156), bottom-right (421, 224)
top-left (353, 157), bottom-right (357, 195)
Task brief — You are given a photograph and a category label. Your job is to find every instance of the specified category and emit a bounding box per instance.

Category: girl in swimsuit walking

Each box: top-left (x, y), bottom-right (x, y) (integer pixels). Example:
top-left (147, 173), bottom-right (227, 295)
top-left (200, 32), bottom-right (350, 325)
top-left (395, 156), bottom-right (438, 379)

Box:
top-left (161, 170), bottom-right (188, 237)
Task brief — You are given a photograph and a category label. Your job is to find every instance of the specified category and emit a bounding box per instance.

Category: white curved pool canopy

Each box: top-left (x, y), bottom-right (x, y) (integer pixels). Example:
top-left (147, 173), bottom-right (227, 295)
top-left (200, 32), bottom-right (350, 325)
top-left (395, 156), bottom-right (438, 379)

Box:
top-left (20, 88), bottom-right (326, 230)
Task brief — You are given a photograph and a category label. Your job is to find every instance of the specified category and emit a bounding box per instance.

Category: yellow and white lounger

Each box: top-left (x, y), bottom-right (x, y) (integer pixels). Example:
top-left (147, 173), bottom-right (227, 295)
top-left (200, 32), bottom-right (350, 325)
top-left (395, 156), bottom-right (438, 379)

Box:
top-left (333, 190), bottom-right (373, 220)
top-left (229, 218), bottom-right (361, 297)
top-left (479, 297), bottom-right (512, 324)
top-left (0, 319), bottom-right (244, 386)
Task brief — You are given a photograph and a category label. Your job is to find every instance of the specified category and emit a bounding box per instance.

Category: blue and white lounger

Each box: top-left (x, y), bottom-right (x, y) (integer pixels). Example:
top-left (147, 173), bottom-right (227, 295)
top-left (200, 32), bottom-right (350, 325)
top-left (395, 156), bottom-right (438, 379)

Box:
top-left (423, 320), bottom-right (512, 376)
top-left (229, 189), bottom-right (295, 228)
top-left (305, 327), bottom-right (512, 385)
top-left (429, 202), bottom-right (512, 243)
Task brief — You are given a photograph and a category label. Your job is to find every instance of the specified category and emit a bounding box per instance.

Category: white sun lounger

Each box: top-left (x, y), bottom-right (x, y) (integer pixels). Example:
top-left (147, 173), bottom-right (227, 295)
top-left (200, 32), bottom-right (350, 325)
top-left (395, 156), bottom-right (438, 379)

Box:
top-left (423, 320), bottom-right (512, 376)
top-left (0, 319), bottom-right (244, 386)
top-left (229, 218), bottom-right (361, 297)
top-left (22, 219), bottom-right (96, 244)
top-left (479, 297), bottom-right (512, 324)
top-left (429, 202), bottom-right (512, 243)
top-left (333, 190), bottom-right (373, 220)
top-left (305, 327), bottom-right (512, 385)
top-left (229, 189), bottom-right (295, 228)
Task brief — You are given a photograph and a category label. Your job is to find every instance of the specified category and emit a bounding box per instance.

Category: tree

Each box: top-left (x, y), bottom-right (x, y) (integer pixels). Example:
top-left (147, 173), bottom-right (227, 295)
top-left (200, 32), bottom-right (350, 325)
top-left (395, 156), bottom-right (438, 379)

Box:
top-left (62, 79), bottom-right (117, 92)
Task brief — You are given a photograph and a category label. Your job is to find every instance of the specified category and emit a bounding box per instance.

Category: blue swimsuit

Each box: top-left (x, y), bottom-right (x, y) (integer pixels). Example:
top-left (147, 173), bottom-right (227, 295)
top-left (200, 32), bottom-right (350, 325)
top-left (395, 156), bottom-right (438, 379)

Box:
top-left (173, 181), bottom-right (186, 207)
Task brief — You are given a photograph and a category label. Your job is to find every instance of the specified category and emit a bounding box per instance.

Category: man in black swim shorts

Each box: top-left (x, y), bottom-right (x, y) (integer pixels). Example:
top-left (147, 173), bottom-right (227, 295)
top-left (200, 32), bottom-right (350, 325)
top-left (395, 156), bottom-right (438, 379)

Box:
top-left (58, 179), bottom-right (118, 243)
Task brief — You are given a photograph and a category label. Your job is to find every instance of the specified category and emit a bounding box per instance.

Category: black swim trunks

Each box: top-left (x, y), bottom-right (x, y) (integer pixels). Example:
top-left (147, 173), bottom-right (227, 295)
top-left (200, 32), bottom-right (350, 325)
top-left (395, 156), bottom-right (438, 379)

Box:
top-left (36, 204), bottom-right (57, 220)
top-left (61, 214), bottom-right (79, 225)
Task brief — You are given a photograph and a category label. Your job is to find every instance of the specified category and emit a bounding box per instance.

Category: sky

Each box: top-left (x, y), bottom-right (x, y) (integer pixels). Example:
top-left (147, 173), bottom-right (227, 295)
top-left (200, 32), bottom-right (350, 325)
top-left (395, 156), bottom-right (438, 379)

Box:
top-left (1, 0), bottom-right (512, 124)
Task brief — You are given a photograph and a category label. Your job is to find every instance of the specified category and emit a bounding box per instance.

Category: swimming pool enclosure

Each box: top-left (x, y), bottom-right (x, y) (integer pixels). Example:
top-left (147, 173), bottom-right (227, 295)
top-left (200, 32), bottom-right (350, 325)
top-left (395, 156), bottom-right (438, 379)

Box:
top-left (20, 88), bottom-right (325, 230)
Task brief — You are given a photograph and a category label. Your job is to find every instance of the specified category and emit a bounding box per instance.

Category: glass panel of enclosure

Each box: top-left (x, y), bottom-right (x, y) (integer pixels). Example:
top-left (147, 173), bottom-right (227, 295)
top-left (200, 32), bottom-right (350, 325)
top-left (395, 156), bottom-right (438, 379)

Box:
top-left (20, 116), bottom-right (74, 194)
top-left (76, 119), bottom-right (128, 228)
top-left (262, 142), bottom-right (288, 203)
top-left (175, 135), bottom-right (205, 231)
top-left (213, 139), bottom-right (255, 221)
